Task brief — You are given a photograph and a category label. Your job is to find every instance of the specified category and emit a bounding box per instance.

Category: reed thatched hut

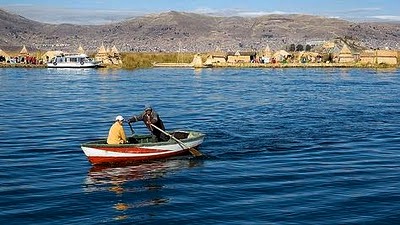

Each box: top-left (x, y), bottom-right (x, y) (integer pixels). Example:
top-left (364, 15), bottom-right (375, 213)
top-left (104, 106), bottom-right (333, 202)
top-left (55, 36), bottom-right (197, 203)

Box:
top-left (298, 51), bottom-right (322, 63)
top-left (192, 54), bottom-right (204, 68)
top-left (0, 48), bottom-right (11, 61)
top-left (95, 43), bottom-right (122, 65)
top-left (95, 43), bottom-right (109, 63)
top-left (272, 50), bottom-right (291, 62)
top-left (338, 44), bottom-right (354, 63)
top-left (77, 45), bottom-right (85, 54)
top-left (19, 45), bottom-right (29, 56)
top-left (360, 50), bottom-right (398, 65)
top-left (227, 51), bottom-right (256, 63)
top-left (205, 47), bottom-right (227, 65)
top-left (261, 45), bottom-right (273, 58)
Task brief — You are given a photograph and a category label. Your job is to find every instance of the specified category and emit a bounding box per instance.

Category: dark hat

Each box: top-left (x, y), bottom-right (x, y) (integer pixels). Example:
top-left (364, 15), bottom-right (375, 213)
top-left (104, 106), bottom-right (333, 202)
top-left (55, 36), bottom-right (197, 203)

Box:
top-left (144, 105), bottom-right (152, 111)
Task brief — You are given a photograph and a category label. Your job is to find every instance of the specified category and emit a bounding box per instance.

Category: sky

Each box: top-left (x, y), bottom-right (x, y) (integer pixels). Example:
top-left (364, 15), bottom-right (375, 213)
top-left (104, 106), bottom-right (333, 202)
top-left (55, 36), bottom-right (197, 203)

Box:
top-left (1, 0), bottom-right (400, 25)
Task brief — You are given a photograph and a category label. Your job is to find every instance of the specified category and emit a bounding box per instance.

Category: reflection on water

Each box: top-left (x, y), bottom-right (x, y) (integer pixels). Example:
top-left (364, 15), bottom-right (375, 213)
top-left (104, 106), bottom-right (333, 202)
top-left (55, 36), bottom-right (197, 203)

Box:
top-left (85, 159), bottom-right (203, 189)
top-left (83, 159), bottom-right (203, 221)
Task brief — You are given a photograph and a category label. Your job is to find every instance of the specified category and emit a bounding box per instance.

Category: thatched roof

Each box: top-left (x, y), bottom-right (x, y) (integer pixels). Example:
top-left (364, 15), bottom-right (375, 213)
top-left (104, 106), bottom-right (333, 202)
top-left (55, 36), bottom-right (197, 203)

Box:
top-left (376, 50), bottom-right (397, 57)
top-left (78, 45), bottom-right (85, 54)
top-left (262, 45), bottom-right (273, 57)
top-left (227, 51), bottom-right (256, 56)
top-left (111, 45), bottom-right (119, 54)
top-left (209, 46), bottom-right (227, 57)
top-left (192, 54), bottom-right (203, 68)
top-left (298, 51), bottom-right (320, 57)
top-left (273, 50), bottom-right (291, 58)
top-left (339, 44), bottom-right (352, 54)
top-left (0, 49), bottom-right (10, 58)
top-left (98, 43), bottom-right (107, 54)
top-left (20, 45), bottom-right (29, 55)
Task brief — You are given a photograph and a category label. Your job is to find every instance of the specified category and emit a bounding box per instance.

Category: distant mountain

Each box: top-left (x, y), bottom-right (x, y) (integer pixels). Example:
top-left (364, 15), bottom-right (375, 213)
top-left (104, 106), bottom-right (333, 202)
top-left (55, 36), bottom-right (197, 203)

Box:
top-left (0, 9), bottom-right (399, 53)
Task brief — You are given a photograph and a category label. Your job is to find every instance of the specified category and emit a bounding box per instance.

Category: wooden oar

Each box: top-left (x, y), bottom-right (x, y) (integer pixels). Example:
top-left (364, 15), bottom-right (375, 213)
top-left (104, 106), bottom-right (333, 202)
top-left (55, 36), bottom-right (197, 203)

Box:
top-left (150, 124), bottom-right (203, 157)
top-left (127, 122), bottom-right (139, 144)
top-left (128, 122), bottom-right (135, 135)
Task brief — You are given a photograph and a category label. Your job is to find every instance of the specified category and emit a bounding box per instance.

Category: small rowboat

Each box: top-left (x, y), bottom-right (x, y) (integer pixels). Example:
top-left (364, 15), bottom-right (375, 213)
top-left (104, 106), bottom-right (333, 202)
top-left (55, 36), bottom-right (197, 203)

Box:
top-left (81, 130), bottom-right (205, 165)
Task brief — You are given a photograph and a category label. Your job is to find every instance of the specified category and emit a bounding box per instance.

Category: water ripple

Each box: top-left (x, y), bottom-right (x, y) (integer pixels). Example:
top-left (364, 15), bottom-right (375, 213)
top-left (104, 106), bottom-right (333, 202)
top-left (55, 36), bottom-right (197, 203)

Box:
top-left (0, 68), bottom-right (399, 224)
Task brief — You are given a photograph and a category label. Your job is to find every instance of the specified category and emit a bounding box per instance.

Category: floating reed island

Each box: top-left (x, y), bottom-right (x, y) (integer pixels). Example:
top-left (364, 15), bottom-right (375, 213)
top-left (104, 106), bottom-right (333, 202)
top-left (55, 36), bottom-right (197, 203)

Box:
top-left (1, 41), bottom-right (399, 69)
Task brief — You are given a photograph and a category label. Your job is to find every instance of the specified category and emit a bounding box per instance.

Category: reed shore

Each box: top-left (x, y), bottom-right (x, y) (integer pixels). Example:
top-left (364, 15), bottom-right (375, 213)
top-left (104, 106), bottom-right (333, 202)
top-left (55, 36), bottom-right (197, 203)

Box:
top-left (1, 53), bottom-right (398, 69)
top-left (1, 62), bottom-right (397, 69)
top-left (0, 63), bottom-right (46, 68)
top-left (210, 62), bottom-right (399, 69)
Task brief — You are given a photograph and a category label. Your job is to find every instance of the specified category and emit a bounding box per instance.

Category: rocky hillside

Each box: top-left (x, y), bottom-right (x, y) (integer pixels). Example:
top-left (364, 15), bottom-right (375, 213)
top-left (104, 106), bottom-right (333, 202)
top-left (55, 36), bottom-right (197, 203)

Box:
top-left (0, 9), bottom-right (399, 53)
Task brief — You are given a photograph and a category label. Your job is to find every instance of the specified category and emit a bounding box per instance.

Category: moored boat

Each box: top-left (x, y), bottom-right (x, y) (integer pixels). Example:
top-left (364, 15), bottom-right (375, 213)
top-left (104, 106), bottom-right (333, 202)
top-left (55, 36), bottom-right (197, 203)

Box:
top-left (81, 130), bottom-right (205, 165)
top-left (47, 53), bottom-right (101, 68)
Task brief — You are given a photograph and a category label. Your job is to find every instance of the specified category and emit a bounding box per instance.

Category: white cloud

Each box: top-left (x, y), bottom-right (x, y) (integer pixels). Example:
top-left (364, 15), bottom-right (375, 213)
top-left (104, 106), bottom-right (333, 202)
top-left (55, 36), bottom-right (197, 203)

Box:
top-left (343, 7), bottom-right (382, 13)
top-left (191, 8), bottom-right (291, 17)
top-left (236, 11), bottom-right (287, 17)
top-left (2, 5), bottom-right (144, 24)
top-left (191, 7), bottom-right (219, 14)
top-left (371, 15), bottom-right (400, 21)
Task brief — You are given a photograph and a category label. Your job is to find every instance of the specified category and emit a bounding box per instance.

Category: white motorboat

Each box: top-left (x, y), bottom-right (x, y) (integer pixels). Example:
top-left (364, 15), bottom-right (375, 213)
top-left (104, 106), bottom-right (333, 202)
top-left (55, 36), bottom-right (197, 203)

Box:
top-left (47, 53), bottom-right (102, 68)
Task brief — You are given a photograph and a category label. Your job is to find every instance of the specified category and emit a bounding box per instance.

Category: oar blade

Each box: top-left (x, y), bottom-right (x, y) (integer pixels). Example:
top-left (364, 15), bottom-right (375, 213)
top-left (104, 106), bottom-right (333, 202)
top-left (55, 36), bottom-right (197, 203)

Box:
top-left (150, 124), bottom-right (204, 157)
top-left (189, 148), bottom-right (203, 157)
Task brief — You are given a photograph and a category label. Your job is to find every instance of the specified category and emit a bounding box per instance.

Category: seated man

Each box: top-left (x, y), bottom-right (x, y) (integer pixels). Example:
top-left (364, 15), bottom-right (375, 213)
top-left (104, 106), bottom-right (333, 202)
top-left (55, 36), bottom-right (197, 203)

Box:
top-left (107, 115), bottom-right (128, 144)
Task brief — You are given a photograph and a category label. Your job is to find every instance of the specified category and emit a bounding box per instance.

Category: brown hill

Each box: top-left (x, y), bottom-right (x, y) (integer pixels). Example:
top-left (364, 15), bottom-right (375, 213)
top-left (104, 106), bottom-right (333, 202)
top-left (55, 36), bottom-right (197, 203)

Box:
top-left (0, 9), bottom-right (399, 53)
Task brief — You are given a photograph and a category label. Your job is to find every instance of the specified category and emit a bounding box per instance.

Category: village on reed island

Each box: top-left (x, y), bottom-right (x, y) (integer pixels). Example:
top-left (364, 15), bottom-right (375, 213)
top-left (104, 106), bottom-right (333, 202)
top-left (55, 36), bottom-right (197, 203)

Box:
top-left (0, 37), bottom-right (399, 69)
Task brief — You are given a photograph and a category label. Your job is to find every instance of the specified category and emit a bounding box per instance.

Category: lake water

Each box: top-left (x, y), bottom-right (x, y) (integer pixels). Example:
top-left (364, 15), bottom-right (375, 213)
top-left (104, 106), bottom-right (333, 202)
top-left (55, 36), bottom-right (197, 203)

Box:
top-left (1, 67), bottom-right (399, 224)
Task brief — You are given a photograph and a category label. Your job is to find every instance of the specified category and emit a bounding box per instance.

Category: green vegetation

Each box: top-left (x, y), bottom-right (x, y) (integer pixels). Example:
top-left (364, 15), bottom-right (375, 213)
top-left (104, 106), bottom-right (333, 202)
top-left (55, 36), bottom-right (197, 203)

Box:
top-left (120, 52), bottom-right (195, 69)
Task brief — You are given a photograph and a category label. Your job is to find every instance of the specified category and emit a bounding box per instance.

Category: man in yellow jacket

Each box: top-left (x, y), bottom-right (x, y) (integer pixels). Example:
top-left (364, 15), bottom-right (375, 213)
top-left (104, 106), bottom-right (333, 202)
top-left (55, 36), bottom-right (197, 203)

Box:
top-left (107, 115), bottom-right (128, 144)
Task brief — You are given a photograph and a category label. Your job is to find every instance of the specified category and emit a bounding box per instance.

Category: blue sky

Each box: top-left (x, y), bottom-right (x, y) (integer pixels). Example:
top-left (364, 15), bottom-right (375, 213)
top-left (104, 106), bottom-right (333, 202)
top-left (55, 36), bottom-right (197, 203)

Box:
top-left (2, 0), bottom-right (400, 24)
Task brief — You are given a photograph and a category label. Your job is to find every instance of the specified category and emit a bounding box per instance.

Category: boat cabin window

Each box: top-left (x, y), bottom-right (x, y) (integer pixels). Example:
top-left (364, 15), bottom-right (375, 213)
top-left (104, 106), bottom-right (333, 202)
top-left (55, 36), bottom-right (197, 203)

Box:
top-left (55, 56), bottom-right (63, 63)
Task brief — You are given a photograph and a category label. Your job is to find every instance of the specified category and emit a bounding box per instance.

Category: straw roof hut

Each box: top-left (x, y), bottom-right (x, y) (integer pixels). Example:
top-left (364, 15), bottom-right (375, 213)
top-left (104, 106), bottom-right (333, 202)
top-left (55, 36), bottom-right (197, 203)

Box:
top-left (298, 51), bottom-right (321, 63)
top-left (20, 45), bottom-right (29, 55)
top-left (272, 50), bottom-right (291, 62)
top-left (210, 47), bottom-right (226, 57)
top-left (261, 45), bottom-right (273, 58)
top-left (0, 48), bottom-right (11, 60)
top-left (111, 45), bottom-right (120, 55)
top-left (338, 44), bottom-right (354, 63)
top-left (95, 43), bottom-right (123, 65)
top-left (110, 46), bottom-right (122, 64)
top-left (205, 47), bottom-right (227, 64)
top-left (95, 43), bottom-right (109, 63)
top-left (192, 53), bottom-right (203, 68)
top-left (227, 51), bottom-right (256, 63)
top-left (77, 45), bottom-right (85, 54)
top-left (360, 50), bottom-right (398, 65)
top-left (97, 43), bottom-right (107, 55)
top-left (376, 50), bottom-right (398, 65)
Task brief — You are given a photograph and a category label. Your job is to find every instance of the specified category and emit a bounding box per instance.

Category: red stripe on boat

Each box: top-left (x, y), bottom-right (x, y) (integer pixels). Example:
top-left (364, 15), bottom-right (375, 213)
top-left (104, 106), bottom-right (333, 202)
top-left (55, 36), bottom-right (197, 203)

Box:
top-left (87, 149), bottom-right (189, 165)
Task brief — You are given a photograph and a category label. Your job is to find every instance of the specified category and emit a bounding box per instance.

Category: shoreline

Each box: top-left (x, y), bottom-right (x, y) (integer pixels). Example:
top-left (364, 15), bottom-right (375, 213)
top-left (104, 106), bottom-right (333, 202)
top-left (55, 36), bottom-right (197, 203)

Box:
top-left (210, 62), bottom-right (399, 69)
top-left (0, 63), bottom-right (46, 68)
top-left (0, 62), bottom-right (398, 69)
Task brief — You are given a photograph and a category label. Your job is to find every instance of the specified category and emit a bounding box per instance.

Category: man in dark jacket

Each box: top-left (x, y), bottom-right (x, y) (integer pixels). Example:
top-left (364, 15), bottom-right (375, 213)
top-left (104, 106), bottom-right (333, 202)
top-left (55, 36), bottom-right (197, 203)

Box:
top-left (127, 105), bottom-right (168, 142)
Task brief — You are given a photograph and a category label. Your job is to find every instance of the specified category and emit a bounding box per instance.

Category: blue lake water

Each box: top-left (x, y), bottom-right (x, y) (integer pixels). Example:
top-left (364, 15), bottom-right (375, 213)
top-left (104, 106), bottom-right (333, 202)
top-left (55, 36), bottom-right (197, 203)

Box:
top-left (0, 67), bottom-right (400, 224)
